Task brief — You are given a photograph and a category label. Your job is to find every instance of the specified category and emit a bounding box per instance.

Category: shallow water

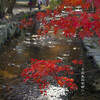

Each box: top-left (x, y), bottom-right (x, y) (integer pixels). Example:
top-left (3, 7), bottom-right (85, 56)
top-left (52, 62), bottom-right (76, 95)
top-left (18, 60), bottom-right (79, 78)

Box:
top-left (0, 27), bottom-right (99, 99)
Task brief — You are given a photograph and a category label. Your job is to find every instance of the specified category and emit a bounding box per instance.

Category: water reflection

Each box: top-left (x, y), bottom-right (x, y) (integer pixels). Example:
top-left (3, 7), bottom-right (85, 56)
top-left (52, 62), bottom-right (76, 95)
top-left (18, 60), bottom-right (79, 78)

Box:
top-left (0, 70), bottom-right (16, 79)
top-left (0, 29), bottom-right (82, 99)
top-left (0, 32), bottom-right (81, 78)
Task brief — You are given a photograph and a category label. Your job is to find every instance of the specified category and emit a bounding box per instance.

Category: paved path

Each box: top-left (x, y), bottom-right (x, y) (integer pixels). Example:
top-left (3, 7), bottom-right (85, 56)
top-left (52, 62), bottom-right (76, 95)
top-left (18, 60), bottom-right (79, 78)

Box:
top-left (13, 1), bottom-right (45, 15)
top-left (13, 7), bottom-right (38, 15)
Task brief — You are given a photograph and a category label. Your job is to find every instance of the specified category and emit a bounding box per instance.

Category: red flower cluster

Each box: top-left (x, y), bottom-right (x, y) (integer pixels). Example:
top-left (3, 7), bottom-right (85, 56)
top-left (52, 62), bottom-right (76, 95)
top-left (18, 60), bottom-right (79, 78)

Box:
top-left (19, 17), bottom-right (34, 30)
top-left (35, 0), bottom-right (100, 41)
top-left (18, 0), bottom-right (100, 42)
top-left (21, 59), bottom-right (78, 93)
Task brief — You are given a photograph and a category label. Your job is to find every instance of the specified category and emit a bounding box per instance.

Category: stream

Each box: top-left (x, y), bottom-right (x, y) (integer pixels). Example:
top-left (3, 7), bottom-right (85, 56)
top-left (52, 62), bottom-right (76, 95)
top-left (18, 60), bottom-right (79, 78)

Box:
top-left (0, 20), bottom-right (100, 100)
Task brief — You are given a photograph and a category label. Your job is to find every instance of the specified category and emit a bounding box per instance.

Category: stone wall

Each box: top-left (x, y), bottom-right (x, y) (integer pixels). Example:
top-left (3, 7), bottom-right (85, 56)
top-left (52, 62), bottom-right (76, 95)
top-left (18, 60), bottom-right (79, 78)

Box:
top-left (83, 37), bottom-right (100, 68)
top-left (0, 19), bottom-right (21, 46)
top-left (0, 11), bottom-right (37, 46)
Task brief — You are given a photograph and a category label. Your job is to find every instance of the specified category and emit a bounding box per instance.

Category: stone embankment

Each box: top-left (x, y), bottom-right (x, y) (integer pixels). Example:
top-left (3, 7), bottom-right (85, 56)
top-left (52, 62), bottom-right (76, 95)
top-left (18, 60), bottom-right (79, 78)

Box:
top-left (83, 37), bottom-right (100, 68)
top-left (0, 6), bottom-right (41, 46)
top-left (0, 13), bottom-right (23, 46)
top-left (0, 11), bottom-right (36, 46)
top-left (83, 37), bottom-right (100, 92)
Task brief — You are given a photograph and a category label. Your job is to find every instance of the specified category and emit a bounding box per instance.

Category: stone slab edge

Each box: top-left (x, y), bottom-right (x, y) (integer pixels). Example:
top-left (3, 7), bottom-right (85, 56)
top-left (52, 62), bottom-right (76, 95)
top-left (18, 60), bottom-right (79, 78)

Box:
top-left (83, 37), bottom-right (100, 68)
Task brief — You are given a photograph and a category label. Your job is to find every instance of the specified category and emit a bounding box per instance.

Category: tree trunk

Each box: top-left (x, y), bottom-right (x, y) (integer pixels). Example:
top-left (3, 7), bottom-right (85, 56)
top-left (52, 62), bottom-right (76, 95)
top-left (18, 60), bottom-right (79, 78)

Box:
top-left (0, 0), bottom-right (6, 18)
top-left (6, 0), bottom-right (16, 14)
top-left (33, 0), bottom-right (37, 7)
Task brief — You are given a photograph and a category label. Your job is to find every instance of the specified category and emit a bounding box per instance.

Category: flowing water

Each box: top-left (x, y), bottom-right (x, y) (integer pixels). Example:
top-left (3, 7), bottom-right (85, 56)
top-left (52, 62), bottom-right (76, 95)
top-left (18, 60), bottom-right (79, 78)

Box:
top-left (0, 24), bottom-right (100, 100)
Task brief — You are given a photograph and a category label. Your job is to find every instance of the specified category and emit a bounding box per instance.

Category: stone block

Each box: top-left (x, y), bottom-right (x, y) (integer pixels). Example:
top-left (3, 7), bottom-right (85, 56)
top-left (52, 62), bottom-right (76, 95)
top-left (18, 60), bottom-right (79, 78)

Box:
top-left (0, 19), bottom-right (7, 24)
top-left (6, 23), bottom-right (16, 39)
top-left (0, 25), bottom-right (7, 45)
top-left (93, 78), bottom-right (100, 92)
top-left (93, 56), bottom-right (100, 62)
top-left (88, 49), bottom-right (100, 54)
top-left (96, 61), bottom-right (100, 68)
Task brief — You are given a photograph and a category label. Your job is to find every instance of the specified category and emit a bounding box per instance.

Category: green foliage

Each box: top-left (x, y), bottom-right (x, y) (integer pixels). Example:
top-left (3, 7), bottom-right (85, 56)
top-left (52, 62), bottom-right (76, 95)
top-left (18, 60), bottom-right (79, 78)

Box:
top-left (48, 0), bottom-right (62, 9)
top-left (21, 14), bottom-right (29, 20)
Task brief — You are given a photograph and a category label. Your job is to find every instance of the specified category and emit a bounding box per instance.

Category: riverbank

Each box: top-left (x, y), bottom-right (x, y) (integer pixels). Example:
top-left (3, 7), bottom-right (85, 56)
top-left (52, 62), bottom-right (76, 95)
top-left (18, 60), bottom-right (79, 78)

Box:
top-left (0, 14), bottom-right (21, 46)
top-left (0, 3), bottom-right (100, 100)
top-left (83, 37), bottom-right (100, 68)
top-left (0, 0), bottom-right (47, 46)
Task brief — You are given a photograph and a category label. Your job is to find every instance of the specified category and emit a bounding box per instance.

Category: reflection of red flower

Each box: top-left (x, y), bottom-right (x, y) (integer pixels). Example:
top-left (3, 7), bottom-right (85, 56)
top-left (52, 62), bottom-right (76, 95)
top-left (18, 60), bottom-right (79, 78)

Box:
top-left (28, 2), bottom-right (33, 5)
top-left (78, 60), bottom-right (83, 65)
top-left (72, 60), bottom-right (78, 65)
top-left (72, 60), bottom-right (83, 65)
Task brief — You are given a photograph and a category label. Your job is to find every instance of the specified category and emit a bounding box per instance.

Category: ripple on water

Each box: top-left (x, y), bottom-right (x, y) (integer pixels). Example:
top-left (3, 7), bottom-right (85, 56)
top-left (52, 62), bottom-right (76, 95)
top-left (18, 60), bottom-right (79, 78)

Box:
top-left (0, 70), bottom-right (16, 78)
